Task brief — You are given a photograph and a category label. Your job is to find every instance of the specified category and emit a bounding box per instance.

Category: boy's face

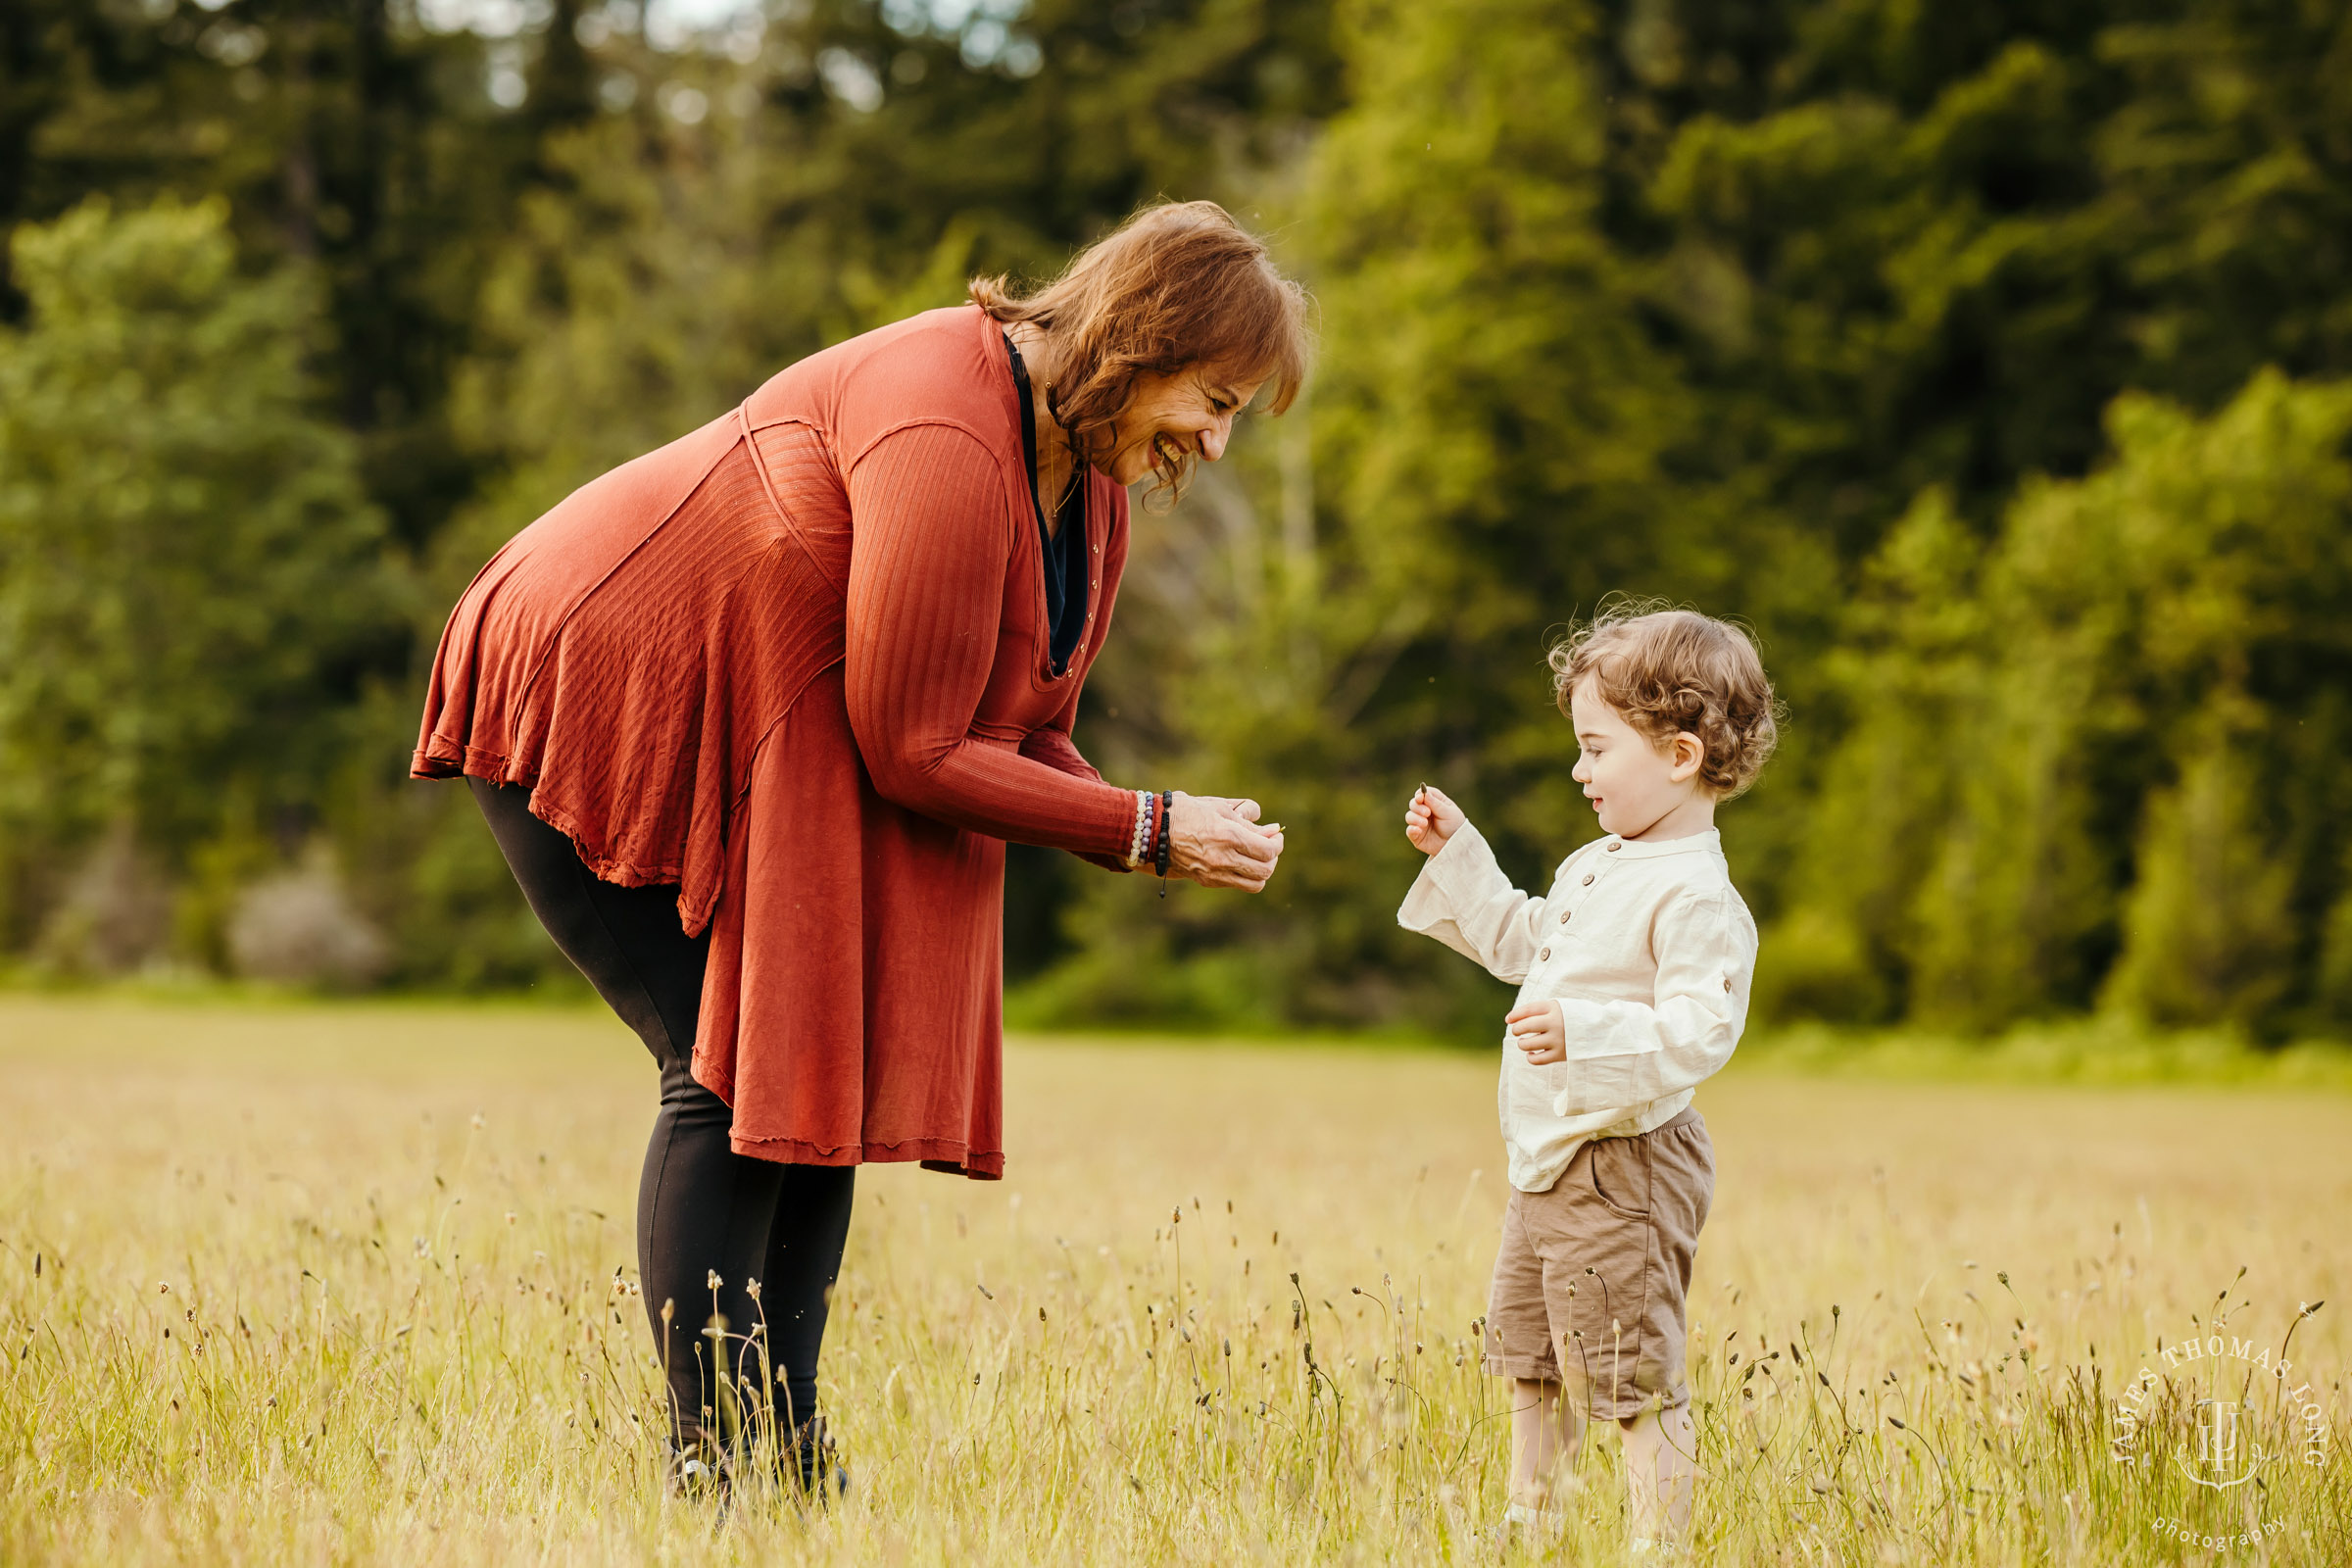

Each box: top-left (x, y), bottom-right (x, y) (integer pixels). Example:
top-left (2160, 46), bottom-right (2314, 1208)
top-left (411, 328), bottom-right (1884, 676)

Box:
top-left (1568, 678), bottom-right (1706, 839)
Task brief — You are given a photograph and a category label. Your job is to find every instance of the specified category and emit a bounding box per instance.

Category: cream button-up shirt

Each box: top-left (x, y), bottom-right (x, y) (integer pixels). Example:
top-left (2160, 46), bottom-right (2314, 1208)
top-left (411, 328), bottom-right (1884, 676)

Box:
top-left (1398, 820), bottom-right (1757, 1194)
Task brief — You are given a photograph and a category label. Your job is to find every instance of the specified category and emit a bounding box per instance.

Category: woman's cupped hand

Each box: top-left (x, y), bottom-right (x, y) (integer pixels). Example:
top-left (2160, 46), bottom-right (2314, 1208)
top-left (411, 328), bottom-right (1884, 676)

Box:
top-left (1166, 792), bottom-right (1285, 892)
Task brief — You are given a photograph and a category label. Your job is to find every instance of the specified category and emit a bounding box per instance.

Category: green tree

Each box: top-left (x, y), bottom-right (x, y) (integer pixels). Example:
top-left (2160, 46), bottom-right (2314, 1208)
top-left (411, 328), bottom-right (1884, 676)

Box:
top-left (0, 196), bottom-right (394, 957)
top-left (1785, 371), bottom-right (2352, 1034)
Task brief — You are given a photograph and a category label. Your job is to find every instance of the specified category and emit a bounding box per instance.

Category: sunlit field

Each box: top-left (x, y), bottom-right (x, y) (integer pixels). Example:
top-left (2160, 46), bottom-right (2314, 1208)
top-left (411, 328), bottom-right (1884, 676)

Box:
top-left (1, 995), bottom-right (2345, 1564)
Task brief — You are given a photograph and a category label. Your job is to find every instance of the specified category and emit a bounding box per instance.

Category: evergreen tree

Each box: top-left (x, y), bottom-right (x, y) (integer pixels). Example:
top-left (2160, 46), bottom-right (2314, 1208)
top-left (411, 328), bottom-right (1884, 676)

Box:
top-left (1787, 372), bottom-right (2352, 1033)
top-left (0, 197), bottom-right (394, 957)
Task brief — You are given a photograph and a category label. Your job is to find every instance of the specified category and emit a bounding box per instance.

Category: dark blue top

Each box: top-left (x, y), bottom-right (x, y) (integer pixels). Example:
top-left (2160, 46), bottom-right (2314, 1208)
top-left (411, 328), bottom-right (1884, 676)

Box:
top-left (1004, 334), bottom-right (1090, 676)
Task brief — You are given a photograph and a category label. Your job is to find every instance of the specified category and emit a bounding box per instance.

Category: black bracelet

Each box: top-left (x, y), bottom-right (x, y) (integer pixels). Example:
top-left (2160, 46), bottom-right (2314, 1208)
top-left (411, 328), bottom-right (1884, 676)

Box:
top-left (1153, 789), bottom-right (1173, 883)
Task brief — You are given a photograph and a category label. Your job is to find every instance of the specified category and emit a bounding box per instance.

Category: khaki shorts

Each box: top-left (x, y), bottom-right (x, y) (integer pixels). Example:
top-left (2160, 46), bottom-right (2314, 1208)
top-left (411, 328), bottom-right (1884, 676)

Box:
top-left (1483, 1106), bottom-right (1714, 1418)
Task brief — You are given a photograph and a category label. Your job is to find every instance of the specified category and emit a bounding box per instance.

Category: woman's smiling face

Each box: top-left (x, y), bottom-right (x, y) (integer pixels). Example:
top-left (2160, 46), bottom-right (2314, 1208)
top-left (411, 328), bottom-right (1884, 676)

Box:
top-left (1096, 364), bottom-right (1264, 485)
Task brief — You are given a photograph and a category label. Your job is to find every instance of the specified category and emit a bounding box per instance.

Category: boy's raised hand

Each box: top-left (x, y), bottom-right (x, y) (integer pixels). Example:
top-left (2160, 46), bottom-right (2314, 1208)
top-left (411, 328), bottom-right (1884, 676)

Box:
top-left (1404, 784), bottom-right (1466, 856)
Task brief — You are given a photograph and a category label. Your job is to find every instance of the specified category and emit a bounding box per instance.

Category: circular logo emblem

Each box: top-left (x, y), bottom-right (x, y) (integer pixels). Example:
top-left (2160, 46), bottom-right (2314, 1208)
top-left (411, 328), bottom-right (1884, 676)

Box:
top-left (2110, 1308), bottom-right (2330, 1548)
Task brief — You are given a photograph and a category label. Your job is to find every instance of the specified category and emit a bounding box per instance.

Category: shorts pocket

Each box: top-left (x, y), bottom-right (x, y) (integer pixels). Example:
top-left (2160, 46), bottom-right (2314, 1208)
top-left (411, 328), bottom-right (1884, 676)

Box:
top-left (1588, 1134), bottom-right (1650, 1220)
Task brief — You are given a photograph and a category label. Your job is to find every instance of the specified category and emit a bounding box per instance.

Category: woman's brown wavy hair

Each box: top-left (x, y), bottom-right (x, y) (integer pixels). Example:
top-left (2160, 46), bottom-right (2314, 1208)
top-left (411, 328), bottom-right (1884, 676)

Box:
top-left (969, 200), bottom-right (1310, 510)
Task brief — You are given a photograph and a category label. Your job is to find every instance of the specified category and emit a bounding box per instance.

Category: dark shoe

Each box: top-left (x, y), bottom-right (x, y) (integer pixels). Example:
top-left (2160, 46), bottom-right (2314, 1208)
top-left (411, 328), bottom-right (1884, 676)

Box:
top-left (791, 1415), bottom-right (849, 1502)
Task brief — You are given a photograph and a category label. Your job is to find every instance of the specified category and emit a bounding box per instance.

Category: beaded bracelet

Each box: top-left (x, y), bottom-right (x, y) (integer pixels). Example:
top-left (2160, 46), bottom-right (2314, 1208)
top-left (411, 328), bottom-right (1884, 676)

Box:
top-left (1152, 789), bottom-right (1173, 893)
top-left (1126, 790), bottom-right (1153, 868)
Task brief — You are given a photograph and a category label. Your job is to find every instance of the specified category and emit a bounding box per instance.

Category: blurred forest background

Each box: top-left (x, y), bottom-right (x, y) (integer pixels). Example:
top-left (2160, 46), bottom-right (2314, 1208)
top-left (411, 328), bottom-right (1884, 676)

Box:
top-left (3, 0), bottom-right (2350, 1044)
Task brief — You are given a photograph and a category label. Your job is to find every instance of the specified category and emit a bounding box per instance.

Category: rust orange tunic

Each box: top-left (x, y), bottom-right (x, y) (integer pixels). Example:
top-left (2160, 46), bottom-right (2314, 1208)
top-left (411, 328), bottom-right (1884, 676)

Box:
top-left (413, 306), bottom-right (1140, 1178)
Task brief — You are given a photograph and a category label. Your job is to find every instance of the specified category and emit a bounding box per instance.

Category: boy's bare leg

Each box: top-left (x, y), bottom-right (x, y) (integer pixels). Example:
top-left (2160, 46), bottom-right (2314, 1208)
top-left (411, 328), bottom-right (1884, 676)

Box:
top-left (1619, 1404), bottom-right (1698, 1543)
top-left (1508, 1379), bottom-right (1585, 1513)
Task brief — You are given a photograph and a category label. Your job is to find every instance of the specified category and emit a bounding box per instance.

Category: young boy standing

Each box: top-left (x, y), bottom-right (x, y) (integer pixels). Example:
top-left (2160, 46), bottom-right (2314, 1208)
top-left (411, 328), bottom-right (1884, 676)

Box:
top-left (1398, 607), bottom-right (1779, 1548)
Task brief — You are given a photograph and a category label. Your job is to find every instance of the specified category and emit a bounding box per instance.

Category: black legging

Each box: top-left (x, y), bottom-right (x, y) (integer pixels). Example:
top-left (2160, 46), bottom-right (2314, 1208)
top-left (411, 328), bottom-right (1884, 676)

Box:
top-left (469, 779), bottom-right (855, 1454)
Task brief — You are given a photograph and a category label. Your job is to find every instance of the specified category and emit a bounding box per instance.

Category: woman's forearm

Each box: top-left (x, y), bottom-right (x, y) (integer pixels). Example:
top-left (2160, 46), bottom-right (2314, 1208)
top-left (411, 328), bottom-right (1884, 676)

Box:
top-left (861, 728), bottom-right (1135, 854)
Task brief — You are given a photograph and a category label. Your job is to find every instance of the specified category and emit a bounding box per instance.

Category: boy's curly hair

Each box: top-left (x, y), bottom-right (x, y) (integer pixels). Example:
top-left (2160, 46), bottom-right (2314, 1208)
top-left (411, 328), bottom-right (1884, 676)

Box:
top-left (1548, 602), bottom-right (1782, 799)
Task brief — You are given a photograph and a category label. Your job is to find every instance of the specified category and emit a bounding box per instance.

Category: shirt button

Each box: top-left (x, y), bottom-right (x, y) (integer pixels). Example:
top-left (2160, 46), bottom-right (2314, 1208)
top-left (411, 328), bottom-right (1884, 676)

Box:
top-left (1558, 910), bottom-right (1569, 924)
top-left (1539, 948), bottom-right (1551, 961)
top-left (1723, 977), bottom-right (1733, 992)
top-left (1606, 841), bottom-right (1621, 853)
top-left (1582, 873), bottom-right (1594, 885)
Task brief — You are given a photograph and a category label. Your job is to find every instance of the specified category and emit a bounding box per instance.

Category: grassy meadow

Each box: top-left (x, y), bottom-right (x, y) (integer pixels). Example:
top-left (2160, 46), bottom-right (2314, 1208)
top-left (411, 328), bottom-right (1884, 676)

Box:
top-left (1, 993), bottom-right (2346, 1564)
